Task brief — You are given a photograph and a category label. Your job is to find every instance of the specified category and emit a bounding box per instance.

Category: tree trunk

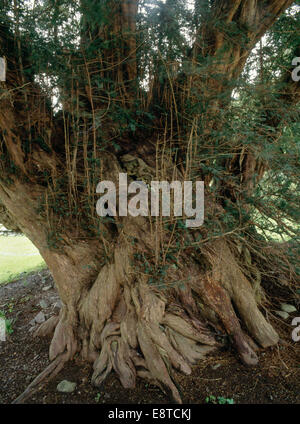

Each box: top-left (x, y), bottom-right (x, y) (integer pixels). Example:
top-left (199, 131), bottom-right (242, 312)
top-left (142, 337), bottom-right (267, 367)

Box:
top-left (0, 157), bottom-right (279, 404)
top-left (0, 0), bottom-right (297, 404)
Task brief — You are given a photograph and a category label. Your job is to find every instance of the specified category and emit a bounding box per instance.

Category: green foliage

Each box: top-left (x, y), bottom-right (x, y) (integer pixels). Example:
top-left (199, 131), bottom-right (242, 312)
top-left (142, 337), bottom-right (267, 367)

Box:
top-left (205, 395), bottom-right (234, 405)
top-left (0, 310), bottom-right (14, 335)
top-left (0, 0), bottom-right (299, 285)
top-left (94, 392), bottom-right (101, 402)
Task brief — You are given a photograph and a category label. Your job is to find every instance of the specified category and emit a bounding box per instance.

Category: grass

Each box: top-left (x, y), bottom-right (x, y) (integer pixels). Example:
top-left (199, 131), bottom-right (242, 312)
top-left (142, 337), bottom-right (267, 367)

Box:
top-left (0, 234), bottom-right (46, 284)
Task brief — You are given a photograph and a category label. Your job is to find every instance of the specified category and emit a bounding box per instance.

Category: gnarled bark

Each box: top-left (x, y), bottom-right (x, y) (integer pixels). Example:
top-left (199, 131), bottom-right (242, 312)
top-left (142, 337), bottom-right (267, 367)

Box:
top-left (0, 0), bottom-right (297, 405)
top-left (2, 175), bottom-right (279, 403)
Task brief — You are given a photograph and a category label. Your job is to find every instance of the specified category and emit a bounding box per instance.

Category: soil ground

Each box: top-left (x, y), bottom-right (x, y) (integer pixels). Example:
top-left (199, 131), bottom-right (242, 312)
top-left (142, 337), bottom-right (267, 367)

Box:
top-left (0, 270), bottom-right (299, 404)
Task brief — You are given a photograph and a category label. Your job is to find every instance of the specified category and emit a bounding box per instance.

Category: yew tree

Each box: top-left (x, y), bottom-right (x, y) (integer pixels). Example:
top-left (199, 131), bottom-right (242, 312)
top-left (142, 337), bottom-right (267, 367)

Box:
top-left (0, 0), bottom-right (299, 403)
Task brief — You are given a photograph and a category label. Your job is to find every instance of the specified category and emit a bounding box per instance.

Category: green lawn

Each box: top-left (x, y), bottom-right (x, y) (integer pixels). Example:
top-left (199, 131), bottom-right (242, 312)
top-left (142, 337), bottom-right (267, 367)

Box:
top-left (0, 235), bottom-right (46, 284)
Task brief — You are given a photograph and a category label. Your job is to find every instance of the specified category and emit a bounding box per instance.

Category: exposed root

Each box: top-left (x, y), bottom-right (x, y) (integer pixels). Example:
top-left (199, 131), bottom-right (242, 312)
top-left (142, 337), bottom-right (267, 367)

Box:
top-left (27, 238), bottom-right (281, 404)
top-left (166, 327), bottom-right (217, 364)
top-left (49, 316), bottom-right (78, 361)
top-left (137, 321), bottom-right (182, 404)
top-left (33, 315), bottom-right (59, 338)
top-left (199, 277), bottom-right (258, 365)
top-left (12, 352), bottom-right (69, 404)
top-left (79, 244), bottom-right (130, 354)
top-left (88, 280), bottom-right (219, 403)
top-left (92, 322), bottom-right (136, 389)
top-left (204, 240), bottom-right (279, 348)
top-left (162, 312), bottom-right (216, 346)
top-left (16, 308), bottom-right (82, 404)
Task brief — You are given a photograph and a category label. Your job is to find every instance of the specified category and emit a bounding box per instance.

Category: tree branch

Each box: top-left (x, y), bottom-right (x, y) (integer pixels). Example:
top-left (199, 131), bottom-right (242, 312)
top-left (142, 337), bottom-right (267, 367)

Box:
top-left (192, 0), bottom-right (295, 98)
top-left (80, 0), bottom-right (138, 104)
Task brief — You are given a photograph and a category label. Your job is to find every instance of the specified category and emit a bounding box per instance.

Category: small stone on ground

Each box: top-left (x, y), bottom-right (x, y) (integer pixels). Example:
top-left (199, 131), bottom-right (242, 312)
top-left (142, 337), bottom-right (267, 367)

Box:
top-left (57, 380), bottom-right (77, 393)
top-left (39, 300), bottom-right (49, 309)
top-left (34, 311), bottom-right (45, 323)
